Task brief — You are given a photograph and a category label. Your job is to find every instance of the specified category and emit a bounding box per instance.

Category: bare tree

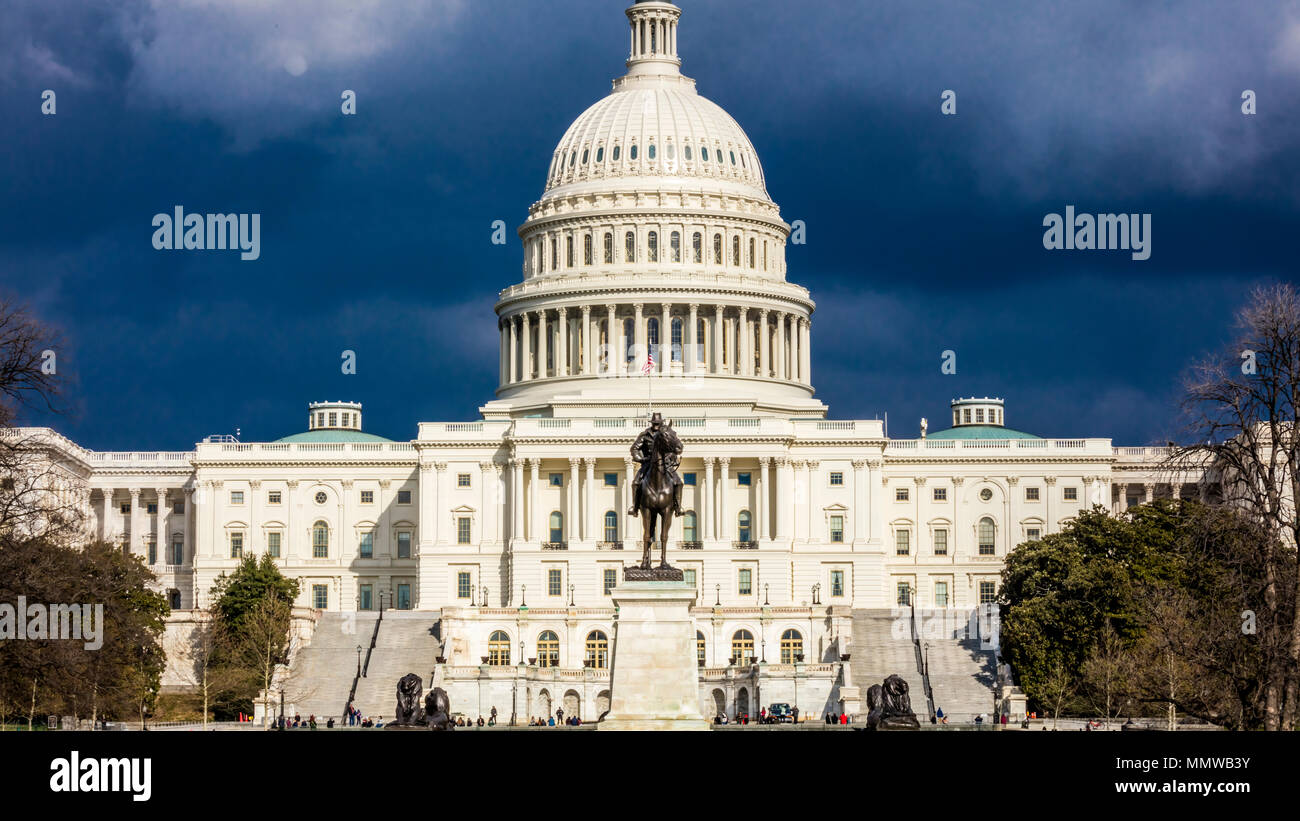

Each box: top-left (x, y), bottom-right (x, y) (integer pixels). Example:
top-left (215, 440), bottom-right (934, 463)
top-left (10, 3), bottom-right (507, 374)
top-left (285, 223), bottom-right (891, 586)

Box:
top-left (1081, 621), bottom-right (1131, 728)
top-left (1175, 283), bottom-right (1300, 730)
top-left (224, 594), bottom-right (292, 728)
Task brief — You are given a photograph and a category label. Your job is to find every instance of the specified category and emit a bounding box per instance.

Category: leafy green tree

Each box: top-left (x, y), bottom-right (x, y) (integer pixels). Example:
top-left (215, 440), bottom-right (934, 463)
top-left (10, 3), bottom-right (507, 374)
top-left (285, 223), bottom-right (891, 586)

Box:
top-left (207, 554), bottom-right (300, 720)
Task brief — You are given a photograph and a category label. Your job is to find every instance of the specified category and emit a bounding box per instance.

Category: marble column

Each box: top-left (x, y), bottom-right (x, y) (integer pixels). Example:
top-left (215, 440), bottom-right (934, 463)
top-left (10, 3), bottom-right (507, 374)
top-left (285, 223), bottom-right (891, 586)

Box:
top-left (558, 307), bottom-right (569, 377)
top-left (511, 458), bottom-right (524, 541)
top-left (582, 305), bottom-right (594, 376)
top-left (852, 460), bottom-right (867, 542)
top-left (568, 458), bottom-right (580, 544)
top-left (538, 309), bottom-right (549, 379)
top-left (758, 309), bottom-right (770, 378)
top-left (717, 457), bottom-right (730, 543)
top-left (529, 459), bottom-right (541, 542)
top-left (775, 313), bottom-right (787, 380)
top-left (775, 458), bottom-right (792, 543)
top-left (799, 319), bottom-right (811, 384)
top-left (128, 488), bottom-right (141, 556)
top-left (660, 302), bottom-right (671, 373)
top-left (711, 306), bottom-right (723, 374)
top-left (687, 303), bottom-right (699, 374)
top-left (624, 457), bottom-right (639, 545)
top-left (584, 458), bottom-right (596, 542)
top-left (521, 313), bottom-right (532, 381)
top-left (702, 457), bottom-right (714, 543)
top-left (634, 303), bottom-right (645, 372)
top-left (789, 316), bottom-right (800, 383)
top-left (101, 488), bottom-right (114, 541)
top-left (758, 457), bottom-right (770, 541)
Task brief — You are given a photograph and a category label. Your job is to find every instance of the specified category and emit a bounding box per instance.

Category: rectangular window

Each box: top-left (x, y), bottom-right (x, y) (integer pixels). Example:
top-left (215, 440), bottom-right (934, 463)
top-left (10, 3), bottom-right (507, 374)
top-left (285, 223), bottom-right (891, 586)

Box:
top-left (148, 541), bottom-right (157, 564)
top-left (397, 532), bottom-right (412, 559)
top-left (457, 572), bottom-right (472, 599)
top-left (897, 581), bottom-right (911, 606)
top-left (683, 568), bottom-right (697, 588)
top-left (604, 568), bottom-right (617, 596)
top-left (230, 491), bottom-right (244, 505)
top-left (329, 412), bottom-right (337, 427)
top-left (895, 530), bottom-right (910, 555)
top-left (229, 532), bottom-right (243, 559)
top-left (171, 540), bottom-right (183, 565)
top-left (831, 569), bottom-right (844, 597)
top-left (548, 568), bottom-right (562, 597)
top-left (549, 473), bottom-right (563, 487)
top-left (313, 584), bottom-right (328, 610)
top-left (397, 584), bottom-right (411, 610)
top-left (895, 487), bottom-right (909, 502)
top-left (933, 487), bottom-right (947, 502)
top-left (457, 517), bottom-right (471, 544)
top-left (457, 473), bottom-right (471, 488)
top-left (360, 490), bottom-right (373, 504)
top-left (120, 503), bottom-right (131, 514)
top-left (397, 490), bottom-right (412, 504)
top-left (173, 501), bottom-right (185, 514)
top-left (737, 472), bottom-right (751, 486)
top-left (1063, 487), bottom-right (1078, 501)
top-left (829, 515), bottom-right (844, 543)
top-left (268, 532), bottom-right (281, 558)
top-left (604, 472), bottom-right (618, 487)
top-left (146, 503), bottom-right (158, 515)
top-left (359, 584), bottom-right (373, 611)
top-left (268, 491), bottom-right (282, 505)
top-left (683, 472), bottom-right (697, 486)
top-left (829, 471), bottom-right (844, 486)
top-left (979, 581), bottom-right (997, 604)
top-left (933, 529), bottom-right (948, 555)
top-left (1027, 528), bottom-right (1041, 541)
top-left (738, 568), bottom-right (752, 596)
top-left (975, 409), bottom-right (985, 423)
top-left (935, 581), bottom-right (949, 608)
top-left (1026, 487), bottom-right (1040, 501)
top-left (359, 531), bottom-right (373, 558)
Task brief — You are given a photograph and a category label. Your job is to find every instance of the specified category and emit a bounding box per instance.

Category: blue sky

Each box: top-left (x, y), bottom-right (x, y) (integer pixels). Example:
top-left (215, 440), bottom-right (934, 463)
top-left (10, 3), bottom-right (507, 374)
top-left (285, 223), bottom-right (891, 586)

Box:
top-left (2, 0), bottom-right (1297, 450)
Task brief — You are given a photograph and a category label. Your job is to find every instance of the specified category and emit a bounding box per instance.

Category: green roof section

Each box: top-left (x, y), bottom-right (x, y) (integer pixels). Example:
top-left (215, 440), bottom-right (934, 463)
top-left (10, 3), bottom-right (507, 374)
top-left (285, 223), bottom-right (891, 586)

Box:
top-left (274, 429), bottom-right (394, 444)
top-left (926, 425), bottom-right (1040, 440)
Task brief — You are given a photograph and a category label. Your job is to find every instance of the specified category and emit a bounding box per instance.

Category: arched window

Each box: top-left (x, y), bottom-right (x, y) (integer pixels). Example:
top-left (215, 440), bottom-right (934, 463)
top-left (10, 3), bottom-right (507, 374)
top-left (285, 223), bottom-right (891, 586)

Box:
top-left (630, 143), bottom-right (638, 161)
top-left (670, 230), bottom-right (681, 262)
top-left (583, 234), bottom-right (593, 266)
top-left (713, 234), bottom-right (722, 264)
top-left (978, 517), bottom-right (996, 555)
top-left (624, 318), bottom-right (635, 363)
top-left (738, 510), bottom-right (752, 542)
top-left (666, 143), bottom-right (675, 160)
top-left (581, 148), bottom-right (589, 164)
top-left (732, 235), bottom-right (741, 266)
top-left (569, 151), bottom-right (576, 167)
top-left (748, 237), bottom-right (755, 268)
top-left (730, 150), bottom-right (737, 165)
top-left (780, 629), bottom-right (803, 664)
top-left (685, 145), bottom-right (693, 161)
top-left (312, 520), bottom-right (329, 558)
top-left (648, 143), bottom-right (656, 160)
top-left (585, 630), bottom-right (609, 669)
top-left (566, 235), bottom-right (574, 268)
top-left (697, 630), bottom-right (706, 667)
top-left (537, 630), bottom-right (559, 668)
top-left (648, 231), bottom-right (658, 262)
top-left (488, 630), bottom-right (511, 666)
top-left (702, 146), bottom-right (709, 162)
top-left (604, 510), bottom-right (618, 542)
top-left (731, 630), bottom-right (755, 665)
top-left (648, 317), bottom-right (659, 348)
top-left (596, 146), bottom-right (604, 163)
top-left (692, 232), bottom-right (702, 263)
top-left (613, 145), bottom-right (621, 162)
top-left (683, 510), bottom-right (698, 542)
top-left (670, 317), bottom-right (682, 361)
top-left (551, 237), bottom-right (558, 270)
top-left (169, 589), bottom-right (181, 610)
top-left (696, 317), bottom-right (706, 362)
top-left (625, 231), bottom-right (635, 263)
top-left (549, 511), bottom-right (564, 543)
top-left (603, 232), bottom-right (613, 264)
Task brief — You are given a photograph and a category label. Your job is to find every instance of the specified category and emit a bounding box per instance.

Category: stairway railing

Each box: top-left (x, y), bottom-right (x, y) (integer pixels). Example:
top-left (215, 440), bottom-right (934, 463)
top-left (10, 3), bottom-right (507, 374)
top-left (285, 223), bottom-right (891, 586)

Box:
top-left (342, 610), bottom-right (383, 721)
top-left (909, 600), bottom-right (936, 722)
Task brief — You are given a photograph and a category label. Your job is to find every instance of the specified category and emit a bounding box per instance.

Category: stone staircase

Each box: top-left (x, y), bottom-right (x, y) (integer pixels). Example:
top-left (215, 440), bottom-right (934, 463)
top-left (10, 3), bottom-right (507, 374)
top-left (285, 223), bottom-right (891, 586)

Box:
top-left (350, 611), bottom-right (442, 719)
top-left (850, 609), bottom-right (928, 719)
top-left (282, 611), bottom-right (378, 720)
top-left (922, 634), bottom-right (997, 723)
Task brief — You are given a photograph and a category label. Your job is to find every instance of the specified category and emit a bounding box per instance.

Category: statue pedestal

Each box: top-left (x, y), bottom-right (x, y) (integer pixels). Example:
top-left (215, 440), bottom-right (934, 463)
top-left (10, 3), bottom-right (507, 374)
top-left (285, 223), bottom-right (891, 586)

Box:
top-left (599, 581), bottom-right (711, 731)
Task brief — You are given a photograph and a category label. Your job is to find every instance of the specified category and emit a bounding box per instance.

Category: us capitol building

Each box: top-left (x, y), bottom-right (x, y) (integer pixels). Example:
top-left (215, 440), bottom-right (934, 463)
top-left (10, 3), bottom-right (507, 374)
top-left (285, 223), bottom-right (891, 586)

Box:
top-left (22, 1), bottom-right (1208, 723)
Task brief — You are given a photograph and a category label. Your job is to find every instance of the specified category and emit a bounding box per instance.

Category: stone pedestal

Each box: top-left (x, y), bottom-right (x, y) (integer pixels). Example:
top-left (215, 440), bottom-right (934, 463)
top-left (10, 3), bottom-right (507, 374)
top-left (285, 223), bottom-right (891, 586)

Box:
top-left (599, 581), bottom-right (711, 731)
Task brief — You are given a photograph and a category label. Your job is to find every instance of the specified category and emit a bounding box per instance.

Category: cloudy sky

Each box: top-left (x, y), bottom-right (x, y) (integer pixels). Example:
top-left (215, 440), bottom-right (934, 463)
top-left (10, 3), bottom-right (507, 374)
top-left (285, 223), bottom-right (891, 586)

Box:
top-left (2, 0), bottom-right (1297, 450)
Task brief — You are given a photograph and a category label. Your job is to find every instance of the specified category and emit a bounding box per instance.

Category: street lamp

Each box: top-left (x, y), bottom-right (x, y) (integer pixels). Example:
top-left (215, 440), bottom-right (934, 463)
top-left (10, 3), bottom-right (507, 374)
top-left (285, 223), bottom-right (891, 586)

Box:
top-left (356, 644), bottom-right (363, 678)
top-left (481, 585), bottom-right (488, 607)
top-left (764, 583), bottom-right (769, 605)
top-left (812, 583), bottom-right (821, 605)
top-left (521, 585), bottom-right (527, 607)
top-left (568, 583), bottom-right (575, 607)
top-left (761, 638), bottom-right (767, 663)
top-left (715, 583), bottom-right (721, 606)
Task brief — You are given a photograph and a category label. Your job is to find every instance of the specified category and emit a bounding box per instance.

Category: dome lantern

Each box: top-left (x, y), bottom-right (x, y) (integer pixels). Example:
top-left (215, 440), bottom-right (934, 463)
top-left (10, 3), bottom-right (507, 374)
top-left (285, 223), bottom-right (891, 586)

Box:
top-left (625, 1), bottom-right (683, 77)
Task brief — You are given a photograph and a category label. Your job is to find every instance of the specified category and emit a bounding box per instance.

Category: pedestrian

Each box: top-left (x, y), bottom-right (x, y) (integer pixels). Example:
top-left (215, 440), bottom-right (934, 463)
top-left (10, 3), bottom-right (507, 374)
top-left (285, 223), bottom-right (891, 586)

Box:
top-left (839, 712), bottom-right (847, 725)
top-left (792, 706), bottom-right (799, 724)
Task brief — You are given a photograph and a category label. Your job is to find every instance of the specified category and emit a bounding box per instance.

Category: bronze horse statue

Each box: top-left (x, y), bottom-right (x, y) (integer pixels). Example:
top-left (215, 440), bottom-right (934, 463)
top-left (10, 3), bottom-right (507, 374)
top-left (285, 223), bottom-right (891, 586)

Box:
top-left (629, 414), bottom-right (683, 570)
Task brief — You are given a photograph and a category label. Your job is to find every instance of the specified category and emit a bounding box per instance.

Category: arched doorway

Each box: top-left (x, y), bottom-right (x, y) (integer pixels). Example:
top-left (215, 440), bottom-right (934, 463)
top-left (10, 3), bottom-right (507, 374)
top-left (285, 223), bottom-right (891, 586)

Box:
top-left (537, 689), bottom-right (551, 721)
top-left (736, 688), bottom-right (750, 719)
top-left (712, 689), bottom-right (726, 719)
top-left (563, 690), bottom-right (581, 720)
top-left (596, 690), bottom-right (611, 719)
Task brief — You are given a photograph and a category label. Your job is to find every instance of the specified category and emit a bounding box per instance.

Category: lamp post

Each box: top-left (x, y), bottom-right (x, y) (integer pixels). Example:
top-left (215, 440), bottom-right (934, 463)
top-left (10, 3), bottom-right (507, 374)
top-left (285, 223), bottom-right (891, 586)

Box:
top-left (715, 583), bottom-right (721, 606)
top-left (764, 583), bottom-right (769, 606)
top-left (761, 638), bottom-right (767, 664)
top-left (568, 583), bottom-right (575, 607)
top-left (812, 583), bottom-right (820, 605)
top-left (521, 585), bottom-right (527, 607)
top-left (356, 644), bottom-right (363, 678)
top-left (481, 585), bottom-right (488, 608)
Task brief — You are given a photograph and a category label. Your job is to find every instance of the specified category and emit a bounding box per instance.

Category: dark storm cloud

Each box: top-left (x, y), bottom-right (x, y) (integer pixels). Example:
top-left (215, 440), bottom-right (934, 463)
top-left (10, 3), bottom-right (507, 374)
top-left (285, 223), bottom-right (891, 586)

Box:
top-left (0, 0), bottom-right (1295, 449)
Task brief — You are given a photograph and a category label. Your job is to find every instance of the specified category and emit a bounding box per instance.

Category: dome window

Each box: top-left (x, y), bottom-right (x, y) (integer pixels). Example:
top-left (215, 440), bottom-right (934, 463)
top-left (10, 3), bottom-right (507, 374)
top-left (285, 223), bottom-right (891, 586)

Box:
top-left (569, 152), bottom-right (576, 167)
top-left (701, 147), bottom-right (709, 162)
top-left (648, 144), bottom-right (656, 160)
top-left (648, 231), bottom-right (658, 262)
top-left (666, 143), bottom-right (675, 160)
top-left (582, 149), bottom-right (589, 164)
top-left (630, 144), bottom-right (638, 160)
top-left (596, 147), bottom-right (604, 163)
top-left (741, 153), bottom-right (747, 169)
top-left (730, 150), bottom-right (737, 165)
top-left (684, 145), bottom-right (692, 161)
top-left (613, 145), bottom-right (621, 161)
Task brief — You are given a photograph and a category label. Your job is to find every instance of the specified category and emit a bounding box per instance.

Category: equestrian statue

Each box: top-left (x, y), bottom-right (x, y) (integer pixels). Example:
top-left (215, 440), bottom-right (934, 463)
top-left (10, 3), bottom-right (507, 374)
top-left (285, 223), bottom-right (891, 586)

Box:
top-left (626, 412), bottom-right (684, 578)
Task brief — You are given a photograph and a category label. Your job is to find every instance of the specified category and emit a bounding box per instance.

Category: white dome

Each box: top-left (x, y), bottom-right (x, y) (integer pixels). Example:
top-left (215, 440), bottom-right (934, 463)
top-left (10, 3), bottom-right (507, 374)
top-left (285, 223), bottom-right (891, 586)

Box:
top-left (543, 83), bottom-right (770, 201)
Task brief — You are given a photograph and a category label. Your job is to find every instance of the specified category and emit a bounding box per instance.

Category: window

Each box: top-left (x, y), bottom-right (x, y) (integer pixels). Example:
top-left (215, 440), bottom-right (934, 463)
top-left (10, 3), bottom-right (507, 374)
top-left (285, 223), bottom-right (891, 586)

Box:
top-left (738, 568), bottom-right (752, 596)
top-left (975, 408), bottom-right (985, 423)
top-left (683, 472), bottom-right (696, 486)
top-left (647, 143), bottom-right (655, 160)
top-left (268, 491), bottom-right (282, 505)
top-left (1064, 487), bottom-right (1078, 501)
top-left (549, 511), bottom-right (564, 543)
top-left (359, 584), bottom-right (373, 611)
top-left (171, 539), bottom-right (184, 565)
top-left (173, 501), bottom-right (185, 514)
top-left (457, 473), bottom-right (471, 488)
top-left (830, 515), bottom-right (844, 543)
top-left (979, 581), bottom-right (997, 604)
top-left (978, 517), bottom-right (995, 555)
top-left (358, 531), bottom-right (373, 558)
top-left (603, 232), bottom-right (613, 263)
top-left (684, 568), bottom-right (697, 588)
top-left (315, 491), bottom-right (328, 504)
top-left (397, 532), bottom-right (412, 559)
top-left (397, 490), bottom-right (412, 504)
top-left (457, 572), bottom-right (472, 599)
top-left (731, 235), bottom-right (740, 266)
top-left (692, 232), bottom-right (702, 263)
top-left (169, 590), bottom-right (181, 609)
top-left (696, 318), bottom-right (706, 362)
top-left (829, 471), bottom-right (844, 486)
top-left (229, 532), bottom-right (243, 559)
top-left (831, 569), bottom-right (844, 598)
top-left (979, 488), bottom-right (993, 502)
top-left (1027, 527), bottom-right (1041, 540)
top-left (549, 472), bottom-right (563, 487)
top-left (697, 631), bottom-right (706, 667)
top-left (550, 237), bottom-right (557, 270)
top-left (147, 503), bottom-right (158, 514)
top-left (683, 511), bottom-right (698, 542)
top-left (457, 517), bottom-right (471, 544)
top-left (1026, 487), bottom-right (1040, 501)
top-left (359, 490), bottom-right (373, 504)
top-left (596, 147), bottom-right (604, 163)
top-left (736, 472), bottom-right (751, 486)
top-left (748, 237), bottom-right (755, 268)
top-left (713, 234), bottom-right (722, 264)
top-left (934, 581), bottom-right (949, 608)
top-left (895, 487), bottom-right (909, 502)
top-left (933, 529), bottom-right (948, 555)
top-left (120, 503), bottom-right (131, 514)
top-left (329, 412), bottom-right (337, 427)
top-left (738, 510), bottom-right (752, 542)
top-left (148, 540), bottom-right (157, 564)
top-left (586, 631), bottom-right (609, 669)
top-left (312, 521), bottom-right (329, 558)
top-left (933, 487), bottom-right (947, 502)
top-left (648, 317), bottom-right (659, 349)
top-left (603, 511), bottom-right (618, 542)
top-left (613, 145), bottom-right (621, 162)
top-left (671, 230), bottom-right (681, 262)
top-left (604, 568), bottom-right (617, 595)
top-left (229, 491), bottom-right (244, 505)
top-left (582, 234), bottom-right (593, 266)
top-left (701, 146), bottom-right (709, 161)
top-left (963, 409), bottom-right (972, 424)
top-left (397, 583), bottom-right (411, 610)
top-left (488, 630), bottom-right (511, 665)
top-left (895, 530), bottom-right (910, 555)
top-left (671, 317), bottom-right (682, 362)
top-left (780, 629), bottom-right (803, 664)
top-left (625, 231), bottom-right (635, 262)
top-left (538, 631), bottom-right (559, 667)
top-left (312, 584), bottom-right (328, 610)
top-left (731, 630), bottom-right (755, 665)
top-left (604, 472), bottom-right (617, 487)
top-left (897, 582), bottom-right (912, 606)
top-left (548, 568), bottom-right (562, 597)
top-left (648, 231), bottom-right (658, 262)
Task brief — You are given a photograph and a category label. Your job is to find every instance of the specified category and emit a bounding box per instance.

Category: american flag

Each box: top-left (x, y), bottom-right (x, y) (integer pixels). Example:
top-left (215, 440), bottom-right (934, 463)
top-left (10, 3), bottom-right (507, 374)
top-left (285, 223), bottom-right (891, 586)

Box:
top-left (641, 352), bottom-right (656, 374)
